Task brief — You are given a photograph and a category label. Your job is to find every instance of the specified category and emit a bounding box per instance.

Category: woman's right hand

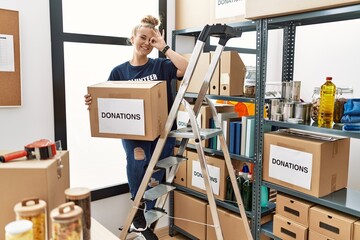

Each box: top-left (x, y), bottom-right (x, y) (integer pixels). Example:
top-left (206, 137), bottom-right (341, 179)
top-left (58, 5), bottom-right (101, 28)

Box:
top-left (84, 93), bottom-right (92, 110)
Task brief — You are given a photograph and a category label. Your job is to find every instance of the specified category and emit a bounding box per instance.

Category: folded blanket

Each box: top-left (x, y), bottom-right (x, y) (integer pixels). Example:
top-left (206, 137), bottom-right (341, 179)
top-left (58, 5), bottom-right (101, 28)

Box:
top-left (341, 115), bottom-right (360, 123)
top-left (344, 99), bottom-right (360, 116)
top-left (343, 123), bottom-right (360, 131)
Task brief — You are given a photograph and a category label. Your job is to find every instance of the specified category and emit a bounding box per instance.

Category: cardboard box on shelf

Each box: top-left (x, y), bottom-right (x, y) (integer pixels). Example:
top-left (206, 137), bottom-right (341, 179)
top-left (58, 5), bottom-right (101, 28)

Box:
top-left (273, 214), bottom-right (308, 240)
top-left (173, 147), bottom-right (187, 187)
top-left (0, 150), bottom-right (70, 239)
top-left (186, 150), bottom-right (228, 201)
top-left (219, 51), bottom-right (246, 96)
top-left (309, 205), bottom-right (358, 240)
top-left (175, 0), bottom-right (210, 30)
top-left (180, 53), bottom-right (218, 95)
top-left (353, 220), bottom-right (360, 240)
top-left (174, 190), bottom-right (207, 240)
top-left (309, 230), bottom-right (335, 240)
top-left (245, 0), bottom-right (360, 20)
top-left (276, 192), bottom-right (315, 226)
top-left (87, 81), bottom-right (167, 141)
top-left (263, 130), bottom-right (350, 197)
top-left (210, 0), bottom-right (247, 25)
top-left (206, 205), bottom-right (247, 240)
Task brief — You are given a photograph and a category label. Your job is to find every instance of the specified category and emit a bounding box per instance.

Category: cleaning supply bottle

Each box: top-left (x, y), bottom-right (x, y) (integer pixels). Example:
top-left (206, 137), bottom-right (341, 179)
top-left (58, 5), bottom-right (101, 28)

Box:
top-left (225, 170), bottom-right (235, 204)
top-left (318, 77), bottom-right (336, 127)
top-left (242, 173), bottom-right (253, 211)
top-left (235, 170), bottom-right (245, 206)
top-left (260, 185), bottom-right (269, 207)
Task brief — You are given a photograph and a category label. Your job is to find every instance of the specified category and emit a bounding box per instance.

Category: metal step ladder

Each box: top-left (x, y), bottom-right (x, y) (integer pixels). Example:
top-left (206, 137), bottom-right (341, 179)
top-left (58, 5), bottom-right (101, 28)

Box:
top-left (119, 24), bottom-right (253, 240)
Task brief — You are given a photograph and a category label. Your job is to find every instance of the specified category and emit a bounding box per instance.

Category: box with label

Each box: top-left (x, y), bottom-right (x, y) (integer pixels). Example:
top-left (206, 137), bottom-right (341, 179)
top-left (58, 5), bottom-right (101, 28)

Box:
top-left (173, 147), bottom-right (187, 187)
top-left (186, 150), bottom-right (228, 200)
top-left (219, 51), bottom-right (246, 96)
top-left (309, 230), bottom-right (335, 240)
top-left (309, 205), bottom-right (358, 240)
top-left (273, 214), bottom-right (308, 240)
top-left (0, 150), bottom-right (70, 238)
top-left (276, 192), bottom-right (314, 226)
top-left (174, 190), bottom-right (207, 240)
top-left (245, 0), bottom-right (360, 20)
top-left (206, 205), bottom-right (248, 240)
top-left (353, 220), bottom-right (360, 240)
top-left (87, 81), bottom-right (168, 141)
top-left (210, 0), bottom-right (247, 25)
top-left (263, 130), bottom-right (350, 197)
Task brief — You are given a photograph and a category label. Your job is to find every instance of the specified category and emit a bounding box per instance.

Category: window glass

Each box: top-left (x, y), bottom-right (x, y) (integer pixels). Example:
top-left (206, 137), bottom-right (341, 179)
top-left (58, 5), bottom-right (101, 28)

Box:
top-left (62, 0), bottom-right (159, 37)
top-left (64, 42), bottom-right (158, 189)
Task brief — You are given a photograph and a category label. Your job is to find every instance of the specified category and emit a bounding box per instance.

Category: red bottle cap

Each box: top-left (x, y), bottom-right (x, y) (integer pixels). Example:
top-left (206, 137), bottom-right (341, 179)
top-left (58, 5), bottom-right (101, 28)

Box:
top-left (326, 77), bottom-right (332, 81)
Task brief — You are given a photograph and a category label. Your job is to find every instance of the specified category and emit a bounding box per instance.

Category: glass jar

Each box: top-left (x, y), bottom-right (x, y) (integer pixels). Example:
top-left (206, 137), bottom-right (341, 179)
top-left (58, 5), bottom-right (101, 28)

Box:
top-left (50, 202), bottom-right (83, 240)
top-left (5, 220), bottom-right (33, 240)
top-left (65, 187), bottom-right (91, 240)
top-left (334, 87), bottom-right (354, 123)
top-left (14, 198), bottom-right (47, 240)
top-left (311, 87), bottom-right (320, 122)
top-left (243, 66), bottom-right (256, 98)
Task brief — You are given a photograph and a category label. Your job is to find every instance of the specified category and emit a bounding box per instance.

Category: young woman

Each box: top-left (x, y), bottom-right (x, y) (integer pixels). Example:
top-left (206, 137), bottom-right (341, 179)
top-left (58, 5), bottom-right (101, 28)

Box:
top-left (85, 15), bottom-right (188, 239)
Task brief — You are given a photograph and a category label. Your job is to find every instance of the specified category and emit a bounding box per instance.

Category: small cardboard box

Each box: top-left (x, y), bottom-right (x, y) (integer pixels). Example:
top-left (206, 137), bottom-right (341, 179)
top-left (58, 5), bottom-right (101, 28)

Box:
top-left (174, 190), bottom-right (207, 240)
top-left (309, 230), bottom-right (335, 240)
top-left (276, 192), bottom-right (314, 226)
top-left (263, 130), bottom-right (350, 197)
top-left (87, 81), bottom-right (168, 141)
top-left (309, 205), bottom-right (358, 240)
top-left (173, 147), bottom-right (187, 187)
top-left (219, 51), bottom-right (246, 96)
top-left (0, 150), bottom-right (70, 238)
top-left (206, 205), bottom-right (248, 240)
top-left (245, 0), bottom-right (360, 20)
top-left (353, 220), bottom-right (360, 240)
top-left (186, 150), bottom-right (228, 201)
top-left (273, 214), bottom-right (308, 240)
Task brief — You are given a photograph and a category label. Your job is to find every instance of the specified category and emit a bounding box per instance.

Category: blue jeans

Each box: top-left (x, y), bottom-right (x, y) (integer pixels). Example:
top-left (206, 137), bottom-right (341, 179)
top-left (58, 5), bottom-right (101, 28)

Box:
top-left (122, 137), bottom-right (175, 209)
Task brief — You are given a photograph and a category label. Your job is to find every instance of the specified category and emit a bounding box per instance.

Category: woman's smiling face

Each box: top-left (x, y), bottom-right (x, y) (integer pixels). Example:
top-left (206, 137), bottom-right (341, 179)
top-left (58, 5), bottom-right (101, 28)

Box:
top-left (131, 26), bottom-right (155, 56)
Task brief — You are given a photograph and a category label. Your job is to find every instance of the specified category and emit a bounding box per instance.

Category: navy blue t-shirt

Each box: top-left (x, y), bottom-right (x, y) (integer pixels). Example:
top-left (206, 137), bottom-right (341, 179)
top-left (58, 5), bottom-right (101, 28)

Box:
top-left (108, 58), bottom-right (178, 114)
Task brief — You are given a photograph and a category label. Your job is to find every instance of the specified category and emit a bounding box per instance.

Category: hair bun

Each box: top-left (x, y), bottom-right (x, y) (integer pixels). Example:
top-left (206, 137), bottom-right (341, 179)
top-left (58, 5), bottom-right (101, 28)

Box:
top-left (141, 15), bottom-right (159, 27)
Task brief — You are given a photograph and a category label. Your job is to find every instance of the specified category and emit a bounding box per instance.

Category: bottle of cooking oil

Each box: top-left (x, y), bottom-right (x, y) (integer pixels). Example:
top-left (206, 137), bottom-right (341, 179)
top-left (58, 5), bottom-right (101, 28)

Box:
top-left (318, 77), bottom-right (336, 127)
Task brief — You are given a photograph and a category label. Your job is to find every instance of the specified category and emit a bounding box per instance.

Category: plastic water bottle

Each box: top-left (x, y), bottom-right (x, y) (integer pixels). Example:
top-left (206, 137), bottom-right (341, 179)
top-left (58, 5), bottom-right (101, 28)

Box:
top-left (318, 77), bottom-right (336, 127)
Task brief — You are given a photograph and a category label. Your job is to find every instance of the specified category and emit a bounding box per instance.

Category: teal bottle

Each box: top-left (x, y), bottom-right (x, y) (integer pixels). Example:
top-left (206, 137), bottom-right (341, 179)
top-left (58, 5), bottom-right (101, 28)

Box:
top-left (260, 185), bottom-right (269, 207)
top-left (242, 173), bottom-right (253, 211)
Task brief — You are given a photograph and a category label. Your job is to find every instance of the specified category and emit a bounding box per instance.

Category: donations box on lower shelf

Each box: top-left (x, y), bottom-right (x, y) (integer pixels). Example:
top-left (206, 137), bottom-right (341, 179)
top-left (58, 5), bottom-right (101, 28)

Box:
top-left (263, 129), bottom-right (350, 197)
top-left (186, 150), bottom-right (228, 201)
top-left (0, 150), bottom-right (70, 239)
top-left (87, 81), bottom-right (168, 141)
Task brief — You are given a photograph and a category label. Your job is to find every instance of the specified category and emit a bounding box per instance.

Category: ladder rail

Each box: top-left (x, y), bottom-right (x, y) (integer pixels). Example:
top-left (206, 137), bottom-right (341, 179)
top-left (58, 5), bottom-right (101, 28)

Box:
top-left (182, 99), bottom-right (224, 240)
top-left (207, 98), bottom-right (254, 240)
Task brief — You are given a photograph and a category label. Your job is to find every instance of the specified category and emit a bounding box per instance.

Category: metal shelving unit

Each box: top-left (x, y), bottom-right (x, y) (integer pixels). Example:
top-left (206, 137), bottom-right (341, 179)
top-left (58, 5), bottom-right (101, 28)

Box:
top-left (259, 3), bottom-right (360, 238)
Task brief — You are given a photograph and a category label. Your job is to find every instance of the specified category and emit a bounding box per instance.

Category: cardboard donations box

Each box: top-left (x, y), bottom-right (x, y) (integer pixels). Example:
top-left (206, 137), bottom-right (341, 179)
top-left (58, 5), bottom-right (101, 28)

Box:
top-left (87, 81), bottom-right (168, 141)
top-left (0, 151), bottom-right (70, 239)
top-left (263, 129), bottom-right (350, 197)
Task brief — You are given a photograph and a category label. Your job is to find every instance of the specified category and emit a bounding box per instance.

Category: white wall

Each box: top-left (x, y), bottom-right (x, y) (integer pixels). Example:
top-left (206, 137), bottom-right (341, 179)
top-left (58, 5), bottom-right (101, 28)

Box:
top-left (0, 0), bottom-right (54, 149)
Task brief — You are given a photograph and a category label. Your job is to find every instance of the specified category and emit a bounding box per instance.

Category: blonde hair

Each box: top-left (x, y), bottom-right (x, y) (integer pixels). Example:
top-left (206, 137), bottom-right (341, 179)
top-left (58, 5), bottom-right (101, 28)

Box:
top-left (131, 15), bottom-right (160, 37)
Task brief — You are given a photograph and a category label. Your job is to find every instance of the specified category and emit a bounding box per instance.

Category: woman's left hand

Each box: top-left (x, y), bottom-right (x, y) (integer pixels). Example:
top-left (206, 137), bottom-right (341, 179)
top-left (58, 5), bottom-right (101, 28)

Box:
top-left (150, 29), bottom-right (167, 51)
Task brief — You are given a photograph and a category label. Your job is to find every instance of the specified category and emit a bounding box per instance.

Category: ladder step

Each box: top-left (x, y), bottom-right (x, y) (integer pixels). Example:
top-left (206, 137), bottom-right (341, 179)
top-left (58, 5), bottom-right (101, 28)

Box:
top-left (145, 209), bottom-right (167, 225)
top-left (156, 156), bottom-right (187, 169)
top-left (144, 184), bottom-right (176, 201)
top-left (169, 127), bottom-right (222, 140)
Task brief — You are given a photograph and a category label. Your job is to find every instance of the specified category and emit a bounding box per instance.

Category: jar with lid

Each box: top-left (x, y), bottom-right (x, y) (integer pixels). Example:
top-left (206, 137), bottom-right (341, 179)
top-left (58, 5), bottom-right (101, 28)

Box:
top-left (243, 66), bottom-right (256, 98)
top-left (311, 87), bottom-right (320, 122)
top-left (14, 198), bottom-right (47, 240)
top-left (65, 187), bottom-right (91, 240)
top-left (50, 202), bottom-right (83, 240)
top-left (5, 220), bottom-right (33, 240)
top-left (334, 87), bottom-right (354, 123)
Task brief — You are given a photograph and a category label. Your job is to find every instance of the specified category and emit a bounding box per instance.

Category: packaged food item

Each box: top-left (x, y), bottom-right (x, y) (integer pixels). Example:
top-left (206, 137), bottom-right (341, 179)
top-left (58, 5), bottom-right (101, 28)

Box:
top-left (50, 202), bottom-right (83, 240)
top-left (243, 67), bottom-right (256, 98)
top-left (311, 87), bottom-right (320, 122)
top-left (14, 198), bottom-right (47, 240)
top-left (65, 187), bottom-right (91, 240)
top-left (334, 87), bottom-right (353, 123)
top-left (5, 220), bottom-right (33, 240)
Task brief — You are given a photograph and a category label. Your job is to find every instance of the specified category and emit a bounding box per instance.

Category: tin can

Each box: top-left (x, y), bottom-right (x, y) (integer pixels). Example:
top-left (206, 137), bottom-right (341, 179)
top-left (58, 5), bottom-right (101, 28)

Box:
top-left (283, 102), bottom-right (294, 121)
top-left (291, 81), bottom-right (301, 102)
